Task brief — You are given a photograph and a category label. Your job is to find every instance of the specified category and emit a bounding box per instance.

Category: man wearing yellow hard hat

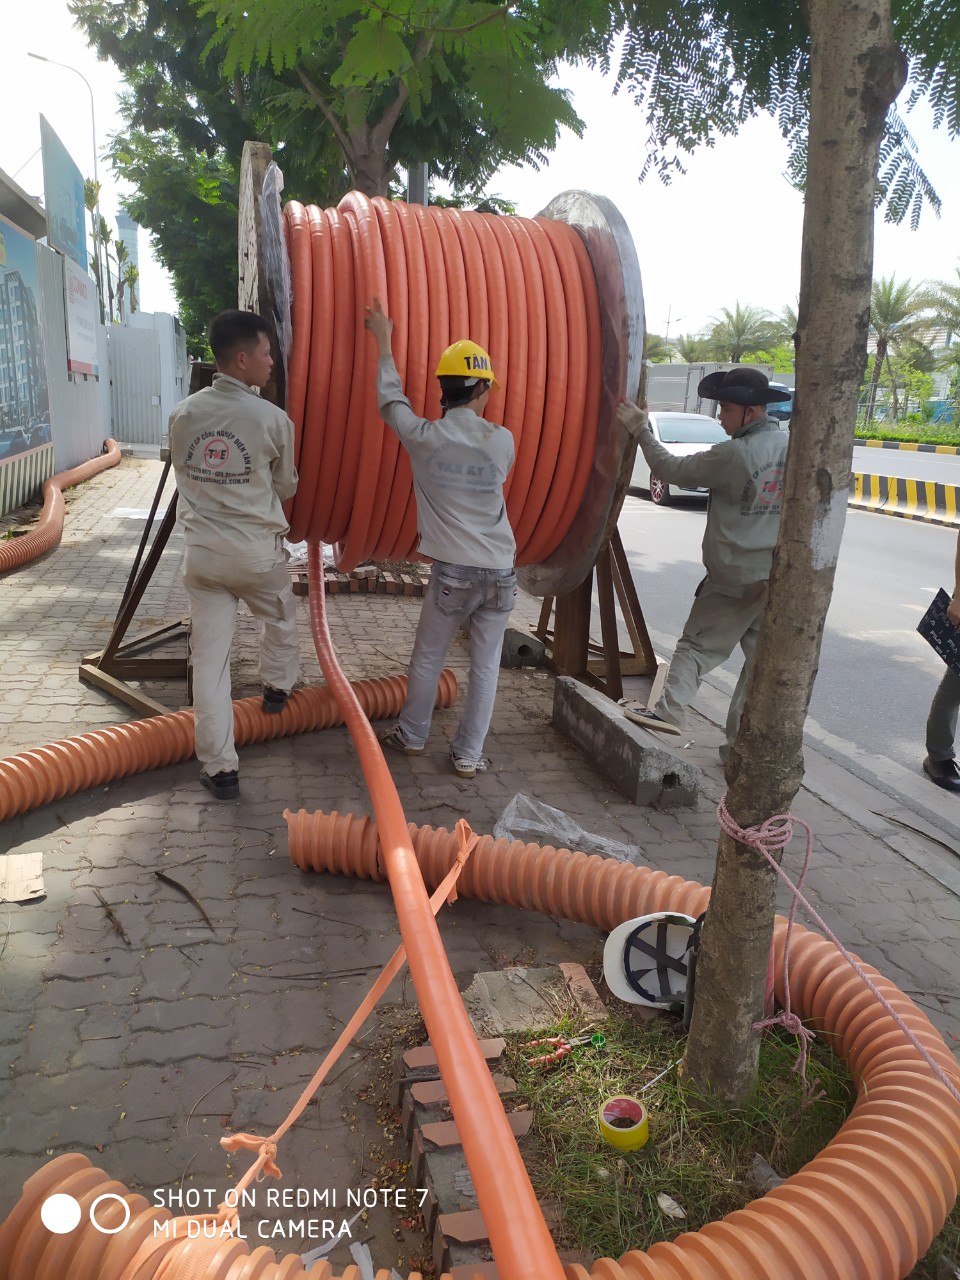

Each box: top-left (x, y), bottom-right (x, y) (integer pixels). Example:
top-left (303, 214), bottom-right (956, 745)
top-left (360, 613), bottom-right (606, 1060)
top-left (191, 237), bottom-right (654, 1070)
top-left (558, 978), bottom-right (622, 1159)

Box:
top-left (365, 298), bottom-right (517, 777)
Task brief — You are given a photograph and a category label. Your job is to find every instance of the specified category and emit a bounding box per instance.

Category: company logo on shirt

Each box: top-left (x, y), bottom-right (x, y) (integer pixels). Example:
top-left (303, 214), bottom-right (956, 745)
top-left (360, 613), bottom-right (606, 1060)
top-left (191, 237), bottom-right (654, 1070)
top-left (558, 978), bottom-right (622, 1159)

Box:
top-left (183, 428), bottom-right (253, 486)
top-left (203, 438), bottom-right (231, 469)
top-left (741, 463), bottom-right (784, 516)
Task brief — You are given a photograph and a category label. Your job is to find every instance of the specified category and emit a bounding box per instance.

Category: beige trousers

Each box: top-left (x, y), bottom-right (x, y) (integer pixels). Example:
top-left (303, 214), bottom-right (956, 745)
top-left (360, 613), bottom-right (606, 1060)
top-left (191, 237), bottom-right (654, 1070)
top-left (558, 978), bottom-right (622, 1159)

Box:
top-left (654, 575), bottom-right (768, 754)
top-left (184, 541), bottom-right (300, 774)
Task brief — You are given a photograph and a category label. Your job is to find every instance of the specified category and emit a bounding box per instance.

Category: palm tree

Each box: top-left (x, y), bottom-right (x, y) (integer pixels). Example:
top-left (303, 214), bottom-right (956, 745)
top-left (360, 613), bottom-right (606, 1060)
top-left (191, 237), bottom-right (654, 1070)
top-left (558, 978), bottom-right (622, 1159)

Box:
top-left (929, 264), bottom-right (960, 340)
top-left (675, 334), bottom-right (714, 363)
top-left (708, 302), bottom-right (778, 362)
top-left (115, 242), bottom-right (139, 322)
top-left (83, 179), bottom-right (106, 324)
top-left (774, 301), bottom-right (799, 345)
top-left (864, 275), bottom-right (933, 421)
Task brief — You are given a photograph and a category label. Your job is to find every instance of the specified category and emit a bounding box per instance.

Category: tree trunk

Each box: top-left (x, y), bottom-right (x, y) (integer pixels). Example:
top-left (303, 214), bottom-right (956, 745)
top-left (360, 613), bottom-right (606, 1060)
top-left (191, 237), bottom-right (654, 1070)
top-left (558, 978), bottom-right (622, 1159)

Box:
top-left (682, 0), bottom-right (905, 1105)
top-left (347, 144), bottom-right (393, 197)
top-left (866, 338), bottom-right (887, 420)
top-left (887, 352), bottom-right (900, 419)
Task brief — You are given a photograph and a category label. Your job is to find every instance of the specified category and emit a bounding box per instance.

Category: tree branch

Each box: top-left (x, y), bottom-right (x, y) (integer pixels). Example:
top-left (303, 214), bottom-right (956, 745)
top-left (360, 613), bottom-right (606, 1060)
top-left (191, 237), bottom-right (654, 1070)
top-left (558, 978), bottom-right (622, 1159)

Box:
top-left (361, 0), bottom-right (512, 35)
top-left (297, 64), bottom-right (353, 157)
top-left (370, 78), bottom-right (411, 154)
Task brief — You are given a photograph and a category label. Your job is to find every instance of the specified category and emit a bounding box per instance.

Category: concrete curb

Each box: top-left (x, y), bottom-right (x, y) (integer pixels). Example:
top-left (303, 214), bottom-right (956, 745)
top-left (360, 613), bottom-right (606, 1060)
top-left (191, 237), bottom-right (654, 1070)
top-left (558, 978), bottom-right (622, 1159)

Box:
top-left (850, 471), bottom-right (960, 528)
top-left (861, 438), bottom-right (960, 456)
top-left (552, 676), bottom-right (701, 808)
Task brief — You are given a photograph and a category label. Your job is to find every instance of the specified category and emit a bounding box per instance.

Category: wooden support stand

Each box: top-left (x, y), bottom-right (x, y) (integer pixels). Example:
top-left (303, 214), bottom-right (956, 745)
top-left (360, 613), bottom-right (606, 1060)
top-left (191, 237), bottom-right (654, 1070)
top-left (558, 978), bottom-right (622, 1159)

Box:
top-left (534, 529), bottom-right (657, 702)
top-left (78, 459), bottom-right (190, 718)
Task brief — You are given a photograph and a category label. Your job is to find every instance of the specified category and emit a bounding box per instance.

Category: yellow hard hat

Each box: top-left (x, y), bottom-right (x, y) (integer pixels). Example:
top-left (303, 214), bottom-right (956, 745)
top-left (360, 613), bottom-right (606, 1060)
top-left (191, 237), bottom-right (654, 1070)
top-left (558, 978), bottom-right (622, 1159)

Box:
top-left (435, 340), bottom-right (500, 389)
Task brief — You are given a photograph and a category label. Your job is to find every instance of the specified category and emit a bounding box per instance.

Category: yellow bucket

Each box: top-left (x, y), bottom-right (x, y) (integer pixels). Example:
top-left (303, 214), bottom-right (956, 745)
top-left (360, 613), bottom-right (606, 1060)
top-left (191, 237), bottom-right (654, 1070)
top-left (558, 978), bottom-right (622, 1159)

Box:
top-left (598, 1095), bottom-right (650, 1151)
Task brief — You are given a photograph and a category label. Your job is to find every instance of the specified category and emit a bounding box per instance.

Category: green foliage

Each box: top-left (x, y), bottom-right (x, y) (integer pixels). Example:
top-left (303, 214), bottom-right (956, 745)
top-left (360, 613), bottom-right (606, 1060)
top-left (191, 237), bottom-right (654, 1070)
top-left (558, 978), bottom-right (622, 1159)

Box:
top-left (929, 263), bottom-right (960, 336)
top-left (863, 274), bottom-right (935, 421)
top-left (644, 333), bottom-right (675, 362)
top-left (855, 419), bottom-right (960, 446)
top-left (674, 334), bottom-right (714, 364)
top-left (72, 0), bottom-right (348, 346)
top-left (594, 0), bottom-right (959, 227)
top-left (109, 128), bottom-right (240, 353)
top-left (428, 190), bottom-right (517, 215)
top-left (200, 0), bottom-right (584, 194)
top-left (742, 344), bottom-right (796, 374)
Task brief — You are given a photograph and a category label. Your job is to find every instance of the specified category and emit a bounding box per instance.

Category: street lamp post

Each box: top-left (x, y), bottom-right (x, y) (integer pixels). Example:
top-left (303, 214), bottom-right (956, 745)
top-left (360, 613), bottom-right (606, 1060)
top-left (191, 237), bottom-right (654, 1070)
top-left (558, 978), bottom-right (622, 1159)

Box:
top-left (28, 51), bottom-right (107, 323)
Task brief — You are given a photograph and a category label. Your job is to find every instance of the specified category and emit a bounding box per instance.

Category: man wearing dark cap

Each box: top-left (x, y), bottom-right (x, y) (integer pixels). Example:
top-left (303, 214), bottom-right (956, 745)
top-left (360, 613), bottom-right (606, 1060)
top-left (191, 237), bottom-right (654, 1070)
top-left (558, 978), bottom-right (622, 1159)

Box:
top-left (617, 367), bottom-right (791, 762)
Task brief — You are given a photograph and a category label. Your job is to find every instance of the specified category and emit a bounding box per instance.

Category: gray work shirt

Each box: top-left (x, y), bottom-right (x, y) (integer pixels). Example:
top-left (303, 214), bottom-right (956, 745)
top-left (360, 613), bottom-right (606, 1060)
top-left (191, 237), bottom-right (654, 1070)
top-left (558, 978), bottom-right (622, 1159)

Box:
top-left (376, 356), bottom-right (516, 569)
top-left (168, 373), bottom-right (298, 557)
top-left (637, 416), bottom-right (788, 590)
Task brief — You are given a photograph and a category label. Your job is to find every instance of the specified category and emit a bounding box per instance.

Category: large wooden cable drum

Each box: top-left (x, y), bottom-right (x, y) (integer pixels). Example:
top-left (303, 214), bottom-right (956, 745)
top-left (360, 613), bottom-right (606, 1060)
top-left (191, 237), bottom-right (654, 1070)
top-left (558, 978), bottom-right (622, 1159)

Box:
top-left (272, 187), bottom-right (644, 595)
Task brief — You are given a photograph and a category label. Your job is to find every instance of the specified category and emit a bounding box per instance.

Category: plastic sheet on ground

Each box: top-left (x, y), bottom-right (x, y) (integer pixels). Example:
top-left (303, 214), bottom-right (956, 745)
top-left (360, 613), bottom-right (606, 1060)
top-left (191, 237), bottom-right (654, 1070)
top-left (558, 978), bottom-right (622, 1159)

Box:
top-left (284, 540), bottom-right (334, 568)
top-left (493, 793), bottom-right (639, 862)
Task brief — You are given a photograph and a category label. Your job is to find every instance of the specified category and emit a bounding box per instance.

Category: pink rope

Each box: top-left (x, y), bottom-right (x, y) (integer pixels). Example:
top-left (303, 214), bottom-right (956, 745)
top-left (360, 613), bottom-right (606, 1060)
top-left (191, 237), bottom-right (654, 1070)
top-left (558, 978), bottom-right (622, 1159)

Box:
top-left (717, 796), bottom-right (960, 1107)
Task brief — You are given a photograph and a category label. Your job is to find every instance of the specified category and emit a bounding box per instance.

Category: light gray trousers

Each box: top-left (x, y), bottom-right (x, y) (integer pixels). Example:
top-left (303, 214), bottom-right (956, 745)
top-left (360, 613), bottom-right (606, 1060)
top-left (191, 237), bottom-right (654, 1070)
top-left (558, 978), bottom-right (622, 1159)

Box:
top-left (184, 541), bottom-right (300, 775)
top-left (654, 575), bottom-right (768, 755)
top-left (399, 561), bottom-right (518, 762)
top-left (926, 665), bottom-right (960, 762)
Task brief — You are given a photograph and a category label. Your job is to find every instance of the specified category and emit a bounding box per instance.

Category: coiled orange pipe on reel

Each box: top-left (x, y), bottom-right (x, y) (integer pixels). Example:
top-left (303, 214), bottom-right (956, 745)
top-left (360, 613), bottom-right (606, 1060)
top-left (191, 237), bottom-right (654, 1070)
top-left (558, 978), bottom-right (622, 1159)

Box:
top-left (278, 191), bottom-right (643, 595)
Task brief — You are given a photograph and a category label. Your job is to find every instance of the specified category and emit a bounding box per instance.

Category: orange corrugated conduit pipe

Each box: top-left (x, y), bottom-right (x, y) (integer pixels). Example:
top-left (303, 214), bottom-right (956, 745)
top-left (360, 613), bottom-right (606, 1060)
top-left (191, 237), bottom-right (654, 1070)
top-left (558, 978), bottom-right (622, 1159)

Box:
top-left (281, 193), bottom-right (602, 570)
top-left (283, 810), bottom-right (960, 1280)
top-left (0, 674), bottom-right (455, 824)
top-left (0, 438), bottom-right (121, 575)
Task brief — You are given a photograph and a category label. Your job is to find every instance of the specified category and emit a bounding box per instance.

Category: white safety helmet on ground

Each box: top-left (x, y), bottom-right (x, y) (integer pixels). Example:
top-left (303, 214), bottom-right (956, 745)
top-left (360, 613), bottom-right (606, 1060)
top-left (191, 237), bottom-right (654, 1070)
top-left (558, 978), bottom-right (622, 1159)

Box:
top-left (602, 912), bottom-right (698, 1009)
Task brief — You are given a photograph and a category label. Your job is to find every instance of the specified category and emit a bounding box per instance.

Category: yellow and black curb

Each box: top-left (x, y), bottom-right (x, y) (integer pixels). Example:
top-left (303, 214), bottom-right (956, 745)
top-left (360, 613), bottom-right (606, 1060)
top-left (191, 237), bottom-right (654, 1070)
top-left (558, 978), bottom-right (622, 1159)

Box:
top-left (861, 438), bottom-right (960, 456)
top-left (850, 472), bottom-right (960, 527)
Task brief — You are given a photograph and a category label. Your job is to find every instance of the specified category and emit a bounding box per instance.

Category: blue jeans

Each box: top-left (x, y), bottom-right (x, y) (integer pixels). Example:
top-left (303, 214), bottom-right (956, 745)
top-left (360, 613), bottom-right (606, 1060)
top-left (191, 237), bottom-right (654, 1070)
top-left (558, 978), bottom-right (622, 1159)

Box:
top-left (399, 561), bottom-right (518, 761)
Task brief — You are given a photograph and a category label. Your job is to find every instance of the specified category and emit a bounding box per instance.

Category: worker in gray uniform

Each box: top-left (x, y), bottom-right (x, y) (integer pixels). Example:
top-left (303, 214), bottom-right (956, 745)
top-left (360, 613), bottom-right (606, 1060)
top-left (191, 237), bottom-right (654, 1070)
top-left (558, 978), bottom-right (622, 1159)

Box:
top-left (364, 297), bottom-right (517, 778)
top-left (617, 367), bottom-right (790, 762)
top-left (169, 309), bottom-right (301, 800)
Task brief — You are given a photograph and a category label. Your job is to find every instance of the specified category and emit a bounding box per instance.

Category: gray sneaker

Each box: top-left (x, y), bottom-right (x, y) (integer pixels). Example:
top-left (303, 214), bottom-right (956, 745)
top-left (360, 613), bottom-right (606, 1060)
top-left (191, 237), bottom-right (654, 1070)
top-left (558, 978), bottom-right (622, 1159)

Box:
top-left (380, 724), bottom-right (424, 755)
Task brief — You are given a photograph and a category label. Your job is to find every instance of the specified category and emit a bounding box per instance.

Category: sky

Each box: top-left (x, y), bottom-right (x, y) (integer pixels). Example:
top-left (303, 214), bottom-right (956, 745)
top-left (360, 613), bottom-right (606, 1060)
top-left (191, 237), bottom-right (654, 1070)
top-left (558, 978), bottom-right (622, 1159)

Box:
top-left (3, 0), bottom-right (959, 335)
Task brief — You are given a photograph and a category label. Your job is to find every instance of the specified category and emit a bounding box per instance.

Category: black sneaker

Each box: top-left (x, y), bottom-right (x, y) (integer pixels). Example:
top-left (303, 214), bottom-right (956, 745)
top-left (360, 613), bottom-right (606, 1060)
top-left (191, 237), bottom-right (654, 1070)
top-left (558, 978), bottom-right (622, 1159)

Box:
top-left (200, 769), bottom-right (240, 800)
top-left (922, 756), bottom-right (960, 792)
top-left (262, 686), bottom-right (290, 715)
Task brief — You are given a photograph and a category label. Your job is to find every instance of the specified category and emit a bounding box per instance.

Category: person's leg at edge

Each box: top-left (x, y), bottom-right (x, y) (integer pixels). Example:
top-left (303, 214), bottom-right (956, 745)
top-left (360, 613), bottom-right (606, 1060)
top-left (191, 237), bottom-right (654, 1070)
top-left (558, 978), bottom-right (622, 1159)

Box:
top-left (397, 576), bottom-right (467, 747)
top-left (451, 572), bottom-right (517, 763)
top-left (184, 552), bottom-right (241, 777)
top-left (654, 581), bottom-right (760, 730)
top-left (926, 666), bottom-right (960, 763)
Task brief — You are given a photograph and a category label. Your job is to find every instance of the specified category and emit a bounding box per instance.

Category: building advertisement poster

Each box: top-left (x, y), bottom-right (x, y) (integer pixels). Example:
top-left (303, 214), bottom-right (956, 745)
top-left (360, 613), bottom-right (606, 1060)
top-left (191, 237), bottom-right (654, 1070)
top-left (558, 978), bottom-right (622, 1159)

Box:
top-left (64, 255), bottom-right (99, 377)
top-left (0, 213), bottom-right (53, 518)
top-left (39, 115), bottom-right (88, 271)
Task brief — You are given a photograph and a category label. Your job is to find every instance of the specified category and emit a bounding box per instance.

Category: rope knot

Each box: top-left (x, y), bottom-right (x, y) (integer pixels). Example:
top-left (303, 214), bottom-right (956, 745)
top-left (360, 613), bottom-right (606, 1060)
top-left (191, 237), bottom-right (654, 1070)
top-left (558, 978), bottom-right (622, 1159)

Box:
top-left (219, 1132), bottom-right (282, 1179)
top-left (717, 796), bottom-right (795, 857)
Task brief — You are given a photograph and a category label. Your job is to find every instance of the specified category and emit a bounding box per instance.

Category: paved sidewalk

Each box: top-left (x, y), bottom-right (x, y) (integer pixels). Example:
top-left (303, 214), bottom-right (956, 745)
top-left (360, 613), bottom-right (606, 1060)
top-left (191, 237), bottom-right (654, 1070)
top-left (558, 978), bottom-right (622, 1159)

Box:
top-left (1, 455), bottom-right (958, 1267)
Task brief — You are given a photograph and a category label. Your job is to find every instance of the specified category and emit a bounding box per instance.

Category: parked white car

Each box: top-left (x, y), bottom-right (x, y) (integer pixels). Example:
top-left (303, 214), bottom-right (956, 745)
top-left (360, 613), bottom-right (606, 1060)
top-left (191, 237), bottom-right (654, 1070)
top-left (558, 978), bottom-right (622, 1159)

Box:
top-left (628, 411), bottom-right (728, 504)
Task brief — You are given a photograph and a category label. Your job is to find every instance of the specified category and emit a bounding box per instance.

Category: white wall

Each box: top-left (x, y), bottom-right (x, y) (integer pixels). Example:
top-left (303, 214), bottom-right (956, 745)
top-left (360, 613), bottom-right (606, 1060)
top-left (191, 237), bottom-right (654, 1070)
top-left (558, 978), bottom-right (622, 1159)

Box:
top-left (36, 242), bottom-right (111, 471)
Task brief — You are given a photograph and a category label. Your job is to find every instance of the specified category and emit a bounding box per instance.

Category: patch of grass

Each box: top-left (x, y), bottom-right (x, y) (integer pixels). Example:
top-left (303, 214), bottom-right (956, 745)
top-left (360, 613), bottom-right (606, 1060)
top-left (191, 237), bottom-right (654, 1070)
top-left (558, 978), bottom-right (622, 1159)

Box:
top-left (507, 1012), bottom-right (853, 1261)
top-left (508, 1011), bottom-right (959, 1275)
